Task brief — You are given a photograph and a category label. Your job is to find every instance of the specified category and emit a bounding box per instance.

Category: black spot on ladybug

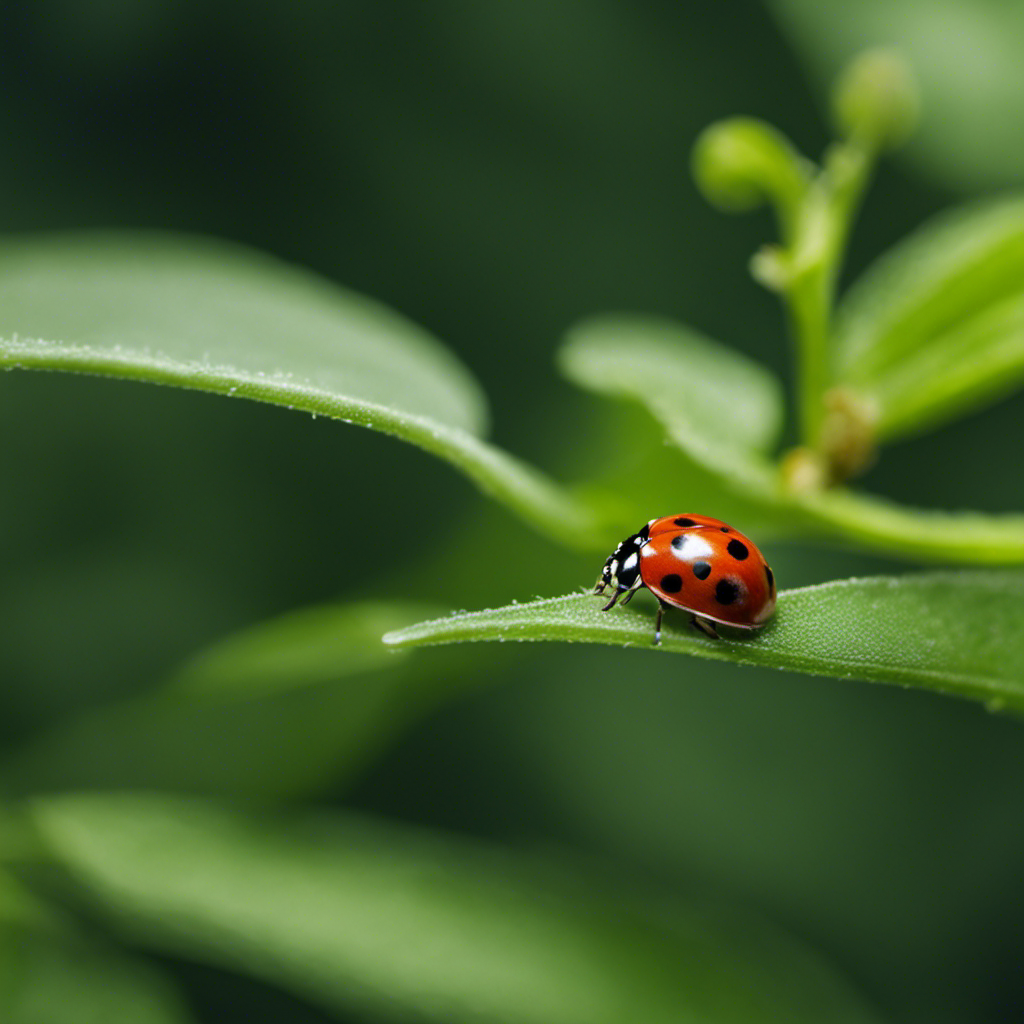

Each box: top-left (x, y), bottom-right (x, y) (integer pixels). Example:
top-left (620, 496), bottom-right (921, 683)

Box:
top-left (715, 579), bottom-right (740, 605)
top-left (720, 526), bottom-right (729, 532)
top-left (671, 535), bottom-right (688, 551)
top-left (765, 565), bottom-right (774, 589)
top-left (692, 560), bottom-right (711, 580)
top-left (674, 517), bottom-right (696, 527)
top-left (727, 539), bottom-right (749, 560)
top-left (660, 573), bottom-right (683, 593)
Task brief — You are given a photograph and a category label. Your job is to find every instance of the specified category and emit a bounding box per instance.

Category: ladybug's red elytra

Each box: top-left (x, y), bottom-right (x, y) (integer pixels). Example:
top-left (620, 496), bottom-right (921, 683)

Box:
top-left (594, 514), bottom-right (776, 644)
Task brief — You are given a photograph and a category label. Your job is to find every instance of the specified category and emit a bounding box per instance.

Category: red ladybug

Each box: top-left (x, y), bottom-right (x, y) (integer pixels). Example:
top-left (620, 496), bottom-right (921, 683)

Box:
top-left (594, 514), bottom-right (776, 644)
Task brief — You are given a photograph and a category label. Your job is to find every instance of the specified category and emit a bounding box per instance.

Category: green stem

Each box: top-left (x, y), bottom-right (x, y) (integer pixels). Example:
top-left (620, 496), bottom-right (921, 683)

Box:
top-left (780, 135), bottom-right (877, 451)
top-left (784, 181), bottom-right (833, 448)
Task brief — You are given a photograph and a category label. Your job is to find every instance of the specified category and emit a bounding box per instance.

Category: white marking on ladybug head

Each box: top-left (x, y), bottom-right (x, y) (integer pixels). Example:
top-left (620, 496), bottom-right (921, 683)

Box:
top-left (622, 552), bottom-right (638, 571)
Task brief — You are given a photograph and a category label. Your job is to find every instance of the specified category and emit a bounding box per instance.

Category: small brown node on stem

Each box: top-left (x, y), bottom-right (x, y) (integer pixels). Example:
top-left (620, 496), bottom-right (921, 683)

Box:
top-left (780, 446), bottom-right (828, 494)
top-left (819, 386), bottom-right (879, 483)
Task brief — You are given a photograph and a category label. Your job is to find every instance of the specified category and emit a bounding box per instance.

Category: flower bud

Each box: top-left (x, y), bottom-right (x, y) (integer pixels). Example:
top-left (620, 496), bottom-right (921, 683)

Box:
top-left (692, 117), bottom-right (809, 213)
top-left (832, 49), bottom-right (918, 149)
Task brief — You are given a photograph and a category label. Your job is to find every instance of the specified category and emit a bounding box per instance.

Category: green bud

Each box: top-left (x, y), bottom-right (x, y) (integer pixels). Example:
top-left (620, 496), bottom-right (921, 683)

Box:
top-left (749, 245), bottom-right (791, 292)
top-left (832, 48), bottom-right (918, 149)
top-left (692, 117), bottom-right (809, 214)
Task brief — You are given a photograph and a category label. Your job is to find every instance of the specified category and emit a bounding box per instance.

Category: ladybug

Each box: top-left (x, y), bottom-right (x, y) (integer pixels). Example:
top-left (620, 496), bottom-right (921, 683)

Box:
top-left (594, 514), bottom-right (776, 644)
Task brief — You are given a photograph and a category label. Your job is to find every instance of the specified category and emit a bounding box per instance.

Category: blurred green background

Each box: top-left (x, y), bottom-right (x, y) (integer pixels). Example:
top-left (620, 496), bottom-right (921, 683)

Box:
top-left (2, 2), bottom-right (1024, 1022)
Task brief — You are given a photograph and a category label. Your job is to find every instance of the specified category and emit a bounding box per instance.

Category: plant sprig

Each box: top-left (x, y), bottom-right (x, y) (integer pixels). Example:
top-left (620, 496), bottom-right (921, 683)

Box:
top-left (1, 50), bottom-right (1023, 708)
top-left (695, 49), bottom-right (918, 478)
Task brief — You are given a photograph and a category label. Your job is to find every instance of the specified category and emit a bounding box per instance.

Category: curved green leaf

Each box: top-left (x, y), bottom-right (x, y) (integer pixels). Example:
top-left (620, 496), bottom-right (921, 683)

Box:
top-left (384, 570), bottom-right (1024, 710)
top-left (560, 311), bottom-right (1024, 563)
top-left (863, 292), bottom-right (1024, 438)
top-left (834, 195), bottom-right (1024, 438)
top-left (0, 232), bottom-right (487, 433)
top-left (0, 232), bottom-right (605, 549)
top-left (559, 315), bottom-right (785, 497)
top-left (0, 602), bottom-right (474, 800)
top-left (6, 930), bottom-right (194, 1024)
top-left (30, 794), bottom-right (880, 1024)
top-left (0, 869), bottom-right (193, 1024)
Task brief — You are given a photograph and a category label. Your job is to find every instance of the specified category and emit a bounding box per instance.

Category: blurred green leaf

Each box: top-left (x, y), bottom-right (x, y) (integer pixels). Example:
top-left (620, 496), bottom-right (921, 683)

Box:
top-left (1, 602), bottom-right (473, 800)
top-left (30, 794), bottom-right (880, 1024)
top-left (385, 570), bottom-right (1024, 710)
top-left (560, 312), bottom-right (1024, 563)
top-left (0, 868), bottom-right (193, 1024)
top-left (769, 0), bottom-right (1024, 190)
top-left (835, 195), bottom-right (1024, 437)
top-left (0, 232), bottom-right (606, 549)
top-left (559, 315), bottom-right (785, 498)
top-left (6, 930), bottom-right (195, 1024)
top-left (0, 866), bottom-right (54, 930)
top-left (567, 404), bottom-right (794, 544)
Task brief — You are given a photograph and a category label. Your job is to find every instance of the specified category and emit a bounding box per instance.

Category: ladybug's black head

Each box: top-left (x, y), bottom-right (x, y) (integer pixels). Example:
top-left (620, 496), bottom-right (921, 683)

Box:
top-left (596, 523), bottom-right (650, 593)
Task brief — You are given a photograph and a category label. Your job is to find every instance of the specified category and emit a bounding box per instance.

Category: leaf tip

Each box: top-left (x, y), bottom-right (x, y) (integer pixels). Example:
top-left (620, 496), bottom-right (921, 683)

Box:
top-left (380, 629), bottom-right (409, 648)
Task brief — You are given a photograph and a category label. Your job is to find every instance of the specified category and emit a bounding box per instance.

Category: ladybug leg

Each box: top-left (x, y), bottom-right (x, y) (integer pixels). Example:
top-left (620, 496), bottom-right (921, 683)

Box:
top-left (690, 614), bottom-right (720, 640)
top-left (653, 602), bottom-right (666, 645)
top-left (619, 587), bottom-right (638, 606)
top-left (601, 589), bottom-right (623, 611)
top-left (594, 580), bottom-right (607, 595)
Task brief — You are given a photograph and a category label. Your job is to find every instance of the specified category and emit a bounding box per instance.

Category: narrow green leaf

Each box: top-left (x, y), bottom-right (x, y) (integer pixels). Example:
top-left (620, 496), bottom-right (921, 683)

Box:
top-left (30, 794), bottom-right (880, 1024)
top-left (384, 571), bottom-right (1024, 710)
top-left (559, 312), bottom-right (1024, 564)
top-left (6, 930), bottom-right (195, 1024)
top-left (0, 602), bottom-right (471, 800)
top-left (864, 292), bottom-right (1024, 438)
top-left (0, 867), bottom-right (54, 930)
top-left (0, 232), bottom-right (605, 549)
top-left (0, 869), bottom-right (193, 1024)
top-left (559, 315), bottom-right (785, 498)
top-left (834, 195), bottom-right (1024, 437)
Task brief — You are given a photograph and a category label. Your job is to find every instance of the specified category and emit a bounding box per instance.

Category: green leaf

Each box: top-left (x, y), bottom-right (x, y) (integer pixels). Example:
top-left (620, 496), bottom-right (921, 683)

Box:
top-left (769, 0), bottom-right (1024, 190)
top-left (0, 869), bottom-right (193, 1024)
top-left (29, 794), bottom-right (880, 1024)
top-left (559, 313), bottom-right (1024, 564)
top-left (0, 232), bottom-right (605, 549)
top-left (6, 930), bottom-right (195, 1024)
top-left (559, 314), bottom-right (785, 499)
top-left (0, 232), bottom-right (487, 433)
top-left (0, 602), bottom-right (472, 800)
top-left (384, 570), bottom-right (1024, 711)
top-left (835, 195), bottom-right (1024, 438)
